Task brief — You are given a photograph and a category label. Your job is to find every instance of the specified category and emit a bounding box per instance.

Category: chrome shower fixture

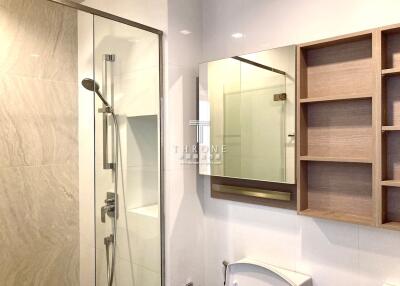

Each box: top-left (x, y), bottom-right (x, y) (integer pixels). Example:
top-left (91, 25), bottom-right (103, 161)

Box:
top-left (81, 78), bottom-right (113, 111)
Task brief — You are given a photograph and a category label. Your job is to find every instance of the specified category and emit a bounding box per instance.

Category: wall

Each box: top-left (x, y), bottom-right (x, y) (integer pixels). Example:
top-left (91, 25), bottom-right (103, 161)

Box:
top-left (166, 0), bottom-right (205, 285)
top-left (201, 1), bottom-right (400, 286)
top-left (0, 0), bottom-right (79, 285)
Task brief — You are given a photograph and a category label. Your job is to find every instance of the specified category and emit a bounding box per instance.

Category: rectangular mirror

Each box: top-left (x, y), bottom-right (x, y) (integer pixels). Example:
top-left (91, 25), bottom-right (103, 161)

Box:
top-left (199, 45), bottom-right (296, 184)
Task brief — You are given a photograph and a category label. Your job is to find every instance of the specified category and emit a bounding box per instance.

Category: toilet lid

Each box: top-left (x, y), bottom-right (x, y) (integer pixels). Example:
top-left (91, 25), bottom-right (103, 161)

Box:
top-left (227, 258), bottom-right (312, 286)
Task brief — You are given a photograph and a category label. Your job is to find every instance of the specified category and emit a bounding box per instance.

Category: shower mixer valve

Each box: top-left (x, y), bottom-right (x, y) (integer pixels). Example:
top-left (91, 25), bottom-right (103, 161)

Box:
top-left (101, 192), bottom-right (117, 223)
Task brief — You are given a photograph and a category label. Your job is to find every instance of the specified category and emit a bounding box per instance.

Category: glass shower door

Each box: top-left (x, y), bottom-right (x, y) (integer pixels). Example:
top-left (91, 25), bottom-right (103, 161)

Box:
top-left (93, 16), bottom-right (161, 286)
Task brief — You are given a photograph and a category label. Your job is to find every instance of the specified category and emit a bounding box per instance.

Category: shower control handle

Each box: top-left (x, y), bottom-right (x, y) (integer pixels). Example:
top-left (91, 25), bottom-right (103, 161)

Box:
top-left (101, 192), bottom-right (116, 223)
top-left (101, 205), bottom-right (114, 223)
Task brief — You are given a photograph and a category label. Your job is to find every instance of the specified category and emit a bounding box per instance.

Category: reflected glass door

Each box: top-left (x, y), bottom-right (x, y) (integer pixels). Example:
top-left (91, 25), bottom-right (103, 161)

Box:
top-left (93, 16), bottom-right (161, 286)
top-left (238, 62), bottom-right (287, 182)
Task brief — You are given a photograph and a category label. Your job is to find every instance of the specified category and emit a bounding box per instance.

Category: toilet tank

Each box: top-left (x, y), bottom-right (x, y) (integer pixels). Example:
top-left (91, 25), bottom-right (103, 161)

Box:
top-left (227, 258), bottom-right (312, 286)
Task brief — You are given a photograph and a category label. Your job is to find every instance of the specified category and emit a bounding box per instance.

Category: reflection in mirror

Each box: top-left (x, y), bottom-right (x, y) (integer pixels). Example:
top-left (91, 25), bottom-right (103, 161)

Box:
top-left (199, 46), bottom-right (296, 184)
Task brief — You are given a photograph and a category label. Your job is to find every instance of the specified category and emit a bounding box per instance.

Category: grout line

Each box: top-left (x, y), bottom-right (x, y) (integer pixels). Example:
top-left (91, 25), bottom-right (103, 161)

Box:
top-left (0, 162), bottom-right (77, 169)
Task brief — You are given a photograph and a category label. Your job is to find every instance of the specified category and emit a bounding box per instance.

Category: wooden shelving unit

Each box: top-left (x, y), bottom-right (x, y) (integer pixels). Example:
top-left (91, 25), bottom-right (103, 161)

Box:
top-left (296, 24), bottom-right (400, 230)
top-left (379, 25), bottom-right (400, 230)
top-left (297, 31), bottom-right (376, 226)
top-left (297, 24), bottom-right (400, 230)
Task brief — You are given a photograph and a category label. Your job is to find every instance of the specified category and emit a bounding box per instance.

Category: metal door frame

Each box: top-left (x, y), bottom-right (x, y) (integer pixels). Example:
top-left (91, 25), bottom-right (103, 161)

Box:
top-left (47, 1), bottom-right (165, 285)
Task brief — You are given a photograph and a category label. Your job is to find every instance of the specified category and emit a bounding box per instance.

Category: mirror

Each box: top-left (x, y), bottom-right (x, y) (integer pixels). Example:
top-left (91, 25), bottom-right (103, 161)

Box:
top-left (198, 45), bottom-right (296, 184)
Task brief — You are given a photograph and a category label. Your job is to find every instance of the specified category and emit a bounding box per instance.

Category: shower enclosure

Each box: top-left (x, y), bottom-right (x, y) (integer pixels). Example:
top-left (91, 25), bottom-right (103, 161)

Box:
top-left (0, 0), bottom-right (163, 285)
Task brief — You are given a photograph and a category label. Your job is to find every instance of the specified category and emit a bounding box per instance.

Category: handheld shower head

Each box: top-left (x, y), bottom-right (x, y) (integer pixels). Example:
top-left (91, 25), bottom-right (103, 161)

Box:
top-left (81, 78), bottom-right (112, 109)
top-left (81, 78), bottom-right (100, 93)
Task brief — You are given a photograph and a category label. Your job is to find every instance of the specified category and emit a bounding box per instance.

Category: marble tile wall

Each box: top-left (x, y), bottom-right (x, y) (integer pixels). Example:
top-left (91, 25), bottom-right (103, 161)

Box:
top-left (0, 0), bottom-right (79, 285)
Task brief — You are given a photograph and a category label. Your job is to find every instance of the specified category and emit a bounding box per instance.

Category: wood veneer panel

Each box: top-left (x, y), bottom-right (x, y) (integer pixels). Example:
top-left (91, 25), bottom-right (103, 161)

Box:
top-left (305, 36), bottom-right (374, 100)
top-left (306, 99), bottom-right (373, 159)
top-left (384, 132), bottom-right (400, 180)
top-left (307, 162), bottom-right (373, 219)
top-left (384, 75), bottom-right (400, 126)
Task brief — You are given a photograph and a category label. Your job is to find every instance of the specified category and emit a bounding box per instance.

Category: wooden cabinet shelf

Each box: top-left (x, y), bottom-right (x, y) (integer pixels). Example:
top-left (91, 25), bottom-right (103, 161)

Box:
top-left (382, 67), bottom-right (400, 76)
top-left (382, 222), bottom-right (400, 231)
top-left (300, 156), bottom-right (372, 164)
top-left (381, 180), bottom-right (400, 187)
top-left (382, 125), bottom-right (400, 131)
top-left (300, 94), bottom-right (372, 104)
top-left (300, 209), bottom-right (373, 226)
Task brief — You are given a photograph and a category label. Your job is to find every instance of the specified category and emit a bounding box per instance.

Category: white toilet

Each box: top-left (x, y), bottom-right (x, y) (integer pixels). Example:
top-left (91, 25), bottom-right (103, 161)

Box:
top-left (226, 258), bottom-right (312, 286)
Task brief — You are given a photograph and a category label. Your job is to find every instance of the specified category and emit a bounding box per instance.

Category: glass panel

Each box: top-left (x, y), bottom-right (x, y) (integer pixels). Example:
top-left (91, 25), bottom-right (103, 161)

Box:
top-left (199, 46), bottom-right (296, 184)
top-left (93, 16), bottom-right (161, 286)
top-left (77, 10), bottom-right (96, 286)
top-left (229, 63), bottom-right (286, 181)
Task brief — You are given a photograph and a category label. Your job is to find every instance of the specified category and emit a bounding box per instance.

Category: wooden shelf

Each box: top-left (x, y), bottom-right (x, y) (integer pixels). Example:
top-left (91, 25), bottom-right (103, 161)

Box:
top-left (300, 94), bottom-right (372, 104)
top-left (382, 125), bottom-right (400, 131)
top-left (381, 221), bottom-right (400, 231)
top-left (300, 209), bottom-right (373, 226)
top-left (381, 180), bottom-right (400, 187)
top-left (300, 155), bottom-right (372, 164)
top-left (382, 67), bottom-right (400, 76)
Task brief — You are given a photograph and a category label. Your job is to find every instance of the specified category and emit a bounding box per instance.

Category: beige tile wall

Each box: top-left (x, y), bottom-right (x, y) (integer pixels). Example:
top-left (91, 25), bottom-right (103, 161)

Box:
top-left (0, 0), bottom-right (79, 285)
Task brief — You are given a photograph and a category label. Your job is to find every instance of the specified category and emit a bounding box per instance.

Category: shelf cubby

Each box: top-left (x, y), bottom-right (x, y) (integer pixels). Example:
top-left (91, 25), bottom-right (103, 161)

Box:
top-left (382, 27), bottom-right (400, 70)
top-left (381, 186), bottom-right (400, 230)
top-left (300, 98), bottom-right (373, 160)
top-left (299, 33), bottom-right (374, 102)
top-left (299, 161), bottom-right (374, 226)
top-left (382, 132), bottom-right (400, 181)
top-left (382, 74), bottom-right (400, 127)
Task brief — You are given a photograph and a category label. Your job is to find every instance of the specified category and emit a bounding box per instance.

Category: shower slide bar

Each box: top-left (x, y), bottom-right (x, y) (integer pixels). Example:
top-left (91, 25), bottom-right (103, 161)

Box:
top-left (100, 54), bottom-right (116, 170)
